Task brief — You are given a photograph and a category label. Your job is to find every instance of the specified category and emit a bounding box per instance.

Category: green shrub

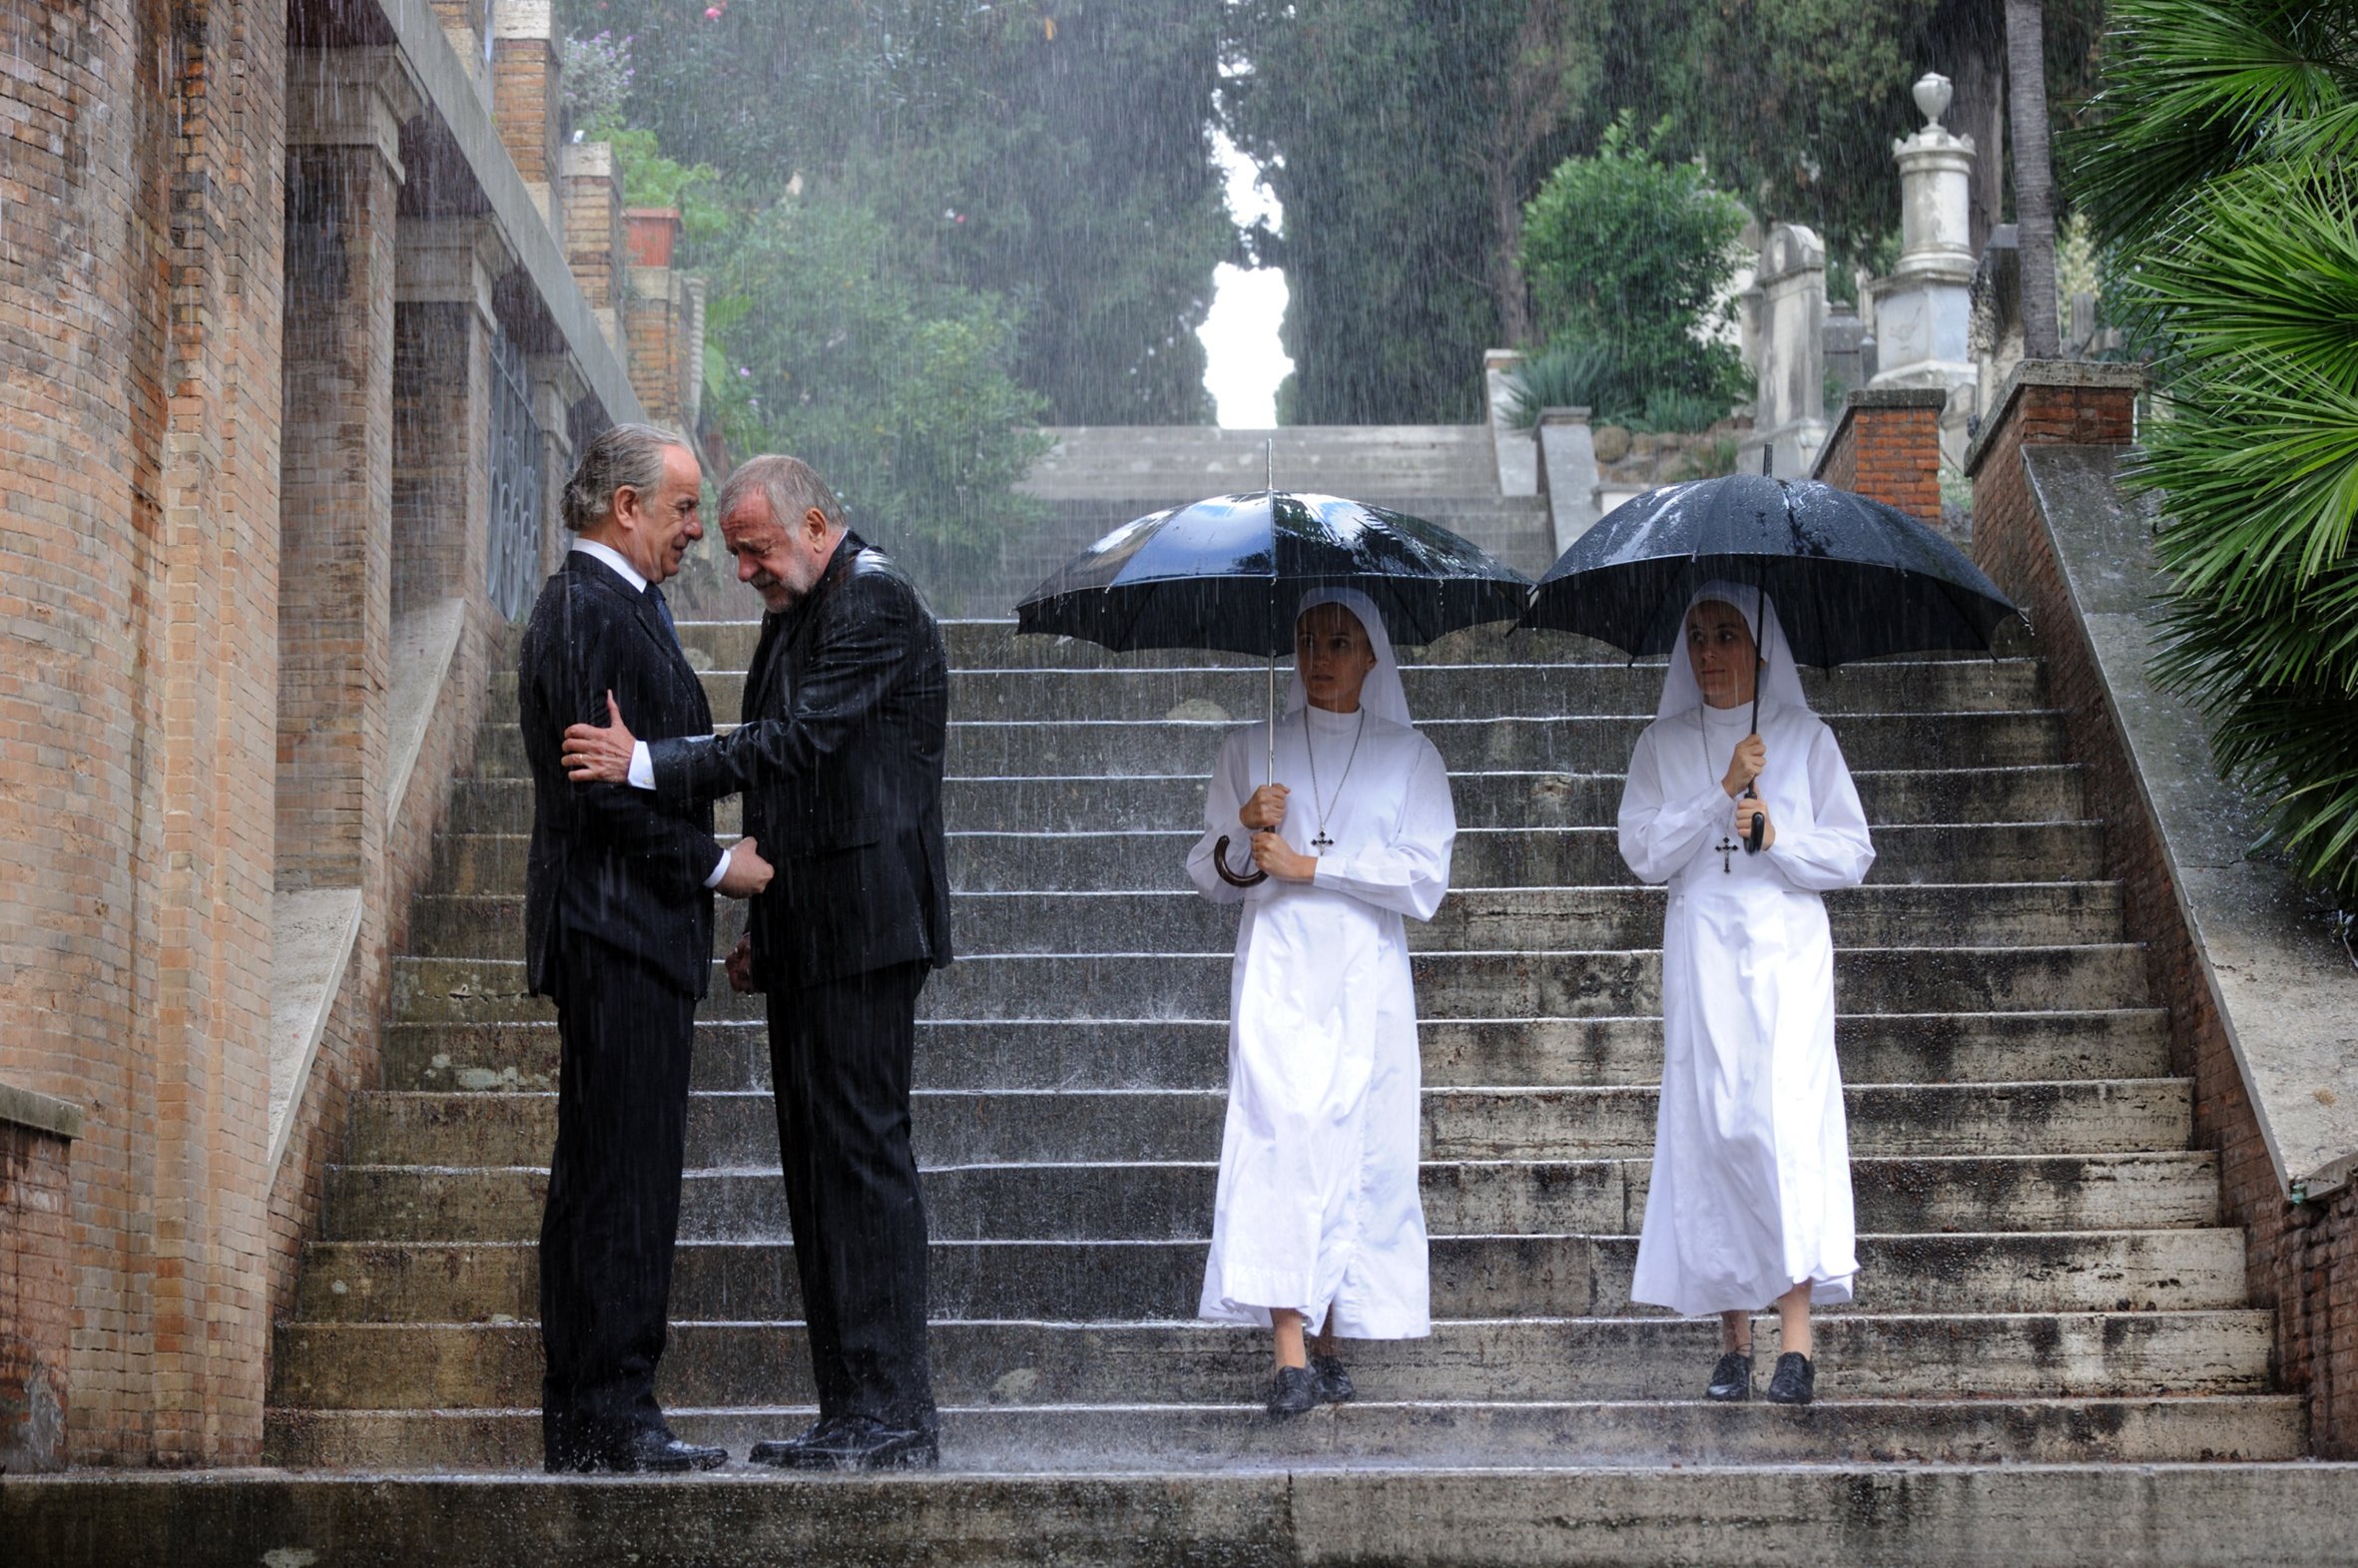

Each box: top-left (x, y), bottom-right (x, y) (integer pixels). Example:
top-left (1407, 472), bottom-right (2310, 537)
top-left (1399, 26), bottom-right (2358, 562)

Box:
top-left (1519, 114), bottom-right (1752, 411)
top-left (1505, 339), bottom-right (1648, 428)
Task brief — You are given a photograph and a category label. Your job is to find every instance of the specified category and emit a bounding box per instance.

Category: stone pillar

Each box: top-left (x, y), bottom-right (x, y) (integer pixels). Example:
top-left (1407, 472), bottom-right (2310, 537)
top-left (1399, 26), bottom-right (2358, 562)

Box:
top-left (491, 1), bottom-right (562, 230)
top-left (529, 353), bottom-right (588, 573)
top-left (1483, 349), bottom-right (1538, 496)
top-left (1868, 73), bottom-right (1981, 469)
top-left (395, 219), bottom-right (515, 618)
top-left (280, 48), bottom-right (419, 892)
top-left (1535, 407), bottom-right (1600, 551)
top-left (429, 0), bottom-right (493, 108)
top-left (625, 213), bottom-right (706, 439)
top-left (1811, 387), bottom-right (1948, 529)
top-left (563, 142), bottom-right (626, 354)
top-left (1740, 224), bottom-right (1829, 478)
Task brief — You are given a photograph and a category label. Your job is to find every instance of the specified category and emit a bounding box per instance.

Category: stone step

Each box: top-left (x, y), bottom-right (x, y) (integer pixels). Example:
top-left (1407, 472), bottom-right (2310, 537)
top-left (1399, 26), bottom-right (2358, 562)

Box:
top-left (387, 944), bottom-right (2151, 1027)
top-left (260, 1393), bottom-right (2307, 1470)
top-left (443, 765), bottom-right (2086, 838)
top-left (320, 1152), bottom-right (2220, 1244)
top-left (290, 1229), bottom-right (2251, 1323)
top-left (406, 879), bottom-right (2126, 961)
top-left (270, 1308), bottom-right (2274, 1410)
top-left (483, 660), bottom-right (2051, 724)
top-left (428, 821), bottom-right (2107, 896)
top-left (1014, 423), bottom-right (1503, 494)
top-left (26, 1463), bottom-right (2355, 1567)
top-left (468, 710), bottom-right (2072, 779)
top-left (384, 1007), bottom-right (2174, 1095)
top-left (340, 1079), bottom-right (2191, 1171)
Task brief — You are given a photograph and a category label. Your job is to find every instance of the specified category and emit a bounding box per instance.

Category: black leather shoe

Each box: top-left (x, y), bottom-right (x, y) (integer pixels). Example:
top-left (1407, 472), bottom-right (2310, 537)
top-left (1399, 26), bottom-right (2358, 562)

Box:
top-left (750, 1414), bottom-right (937, 1471)
top-left (1310, 1354), bottom-right (1356, 1405)
top-left (1705, 1350), bottom-right (1754, 1402)
top-left (1765, 1351), bottom-right (1815, 1405)
top-left (591, 1428), bottom-right (729, 1473)
top-left (1266, 1364), bottom-right (1318, 1418)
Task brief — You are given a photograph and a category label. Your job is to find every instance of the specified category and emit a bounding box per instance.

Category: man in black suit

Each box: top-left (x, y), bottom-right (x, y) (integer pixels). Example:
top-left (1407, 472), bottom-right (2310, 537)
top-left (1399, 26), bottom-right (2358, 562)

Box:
top-left (520, 422), bottom-right (774, 1473)
top-left (562, 454), bottom-right (951, 1470)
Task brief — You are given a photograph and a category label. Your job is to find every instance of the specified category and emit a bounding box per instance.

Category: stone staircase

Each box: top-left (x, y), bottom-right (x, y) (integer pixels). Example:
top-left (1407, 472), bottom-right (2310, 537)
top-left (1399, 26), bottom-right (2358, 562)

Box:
top-left (264, 619), bottom-right (2304, 1472)
top-left (980, 425), bottom-right (1556, 613)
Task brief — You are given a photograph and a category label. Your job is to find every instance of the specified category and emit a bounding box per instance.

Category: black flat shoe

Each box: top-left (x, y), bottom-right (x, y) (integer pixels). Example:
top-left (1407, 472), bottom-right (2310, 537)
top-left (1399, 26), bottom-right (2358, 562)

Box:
top-left (1765, 1351), bottom-right (1815, 1405)
top-left (1705, 1350), bottom-right (1754, 1402)
top-left (1266, 1364), bottom-right (1318, 1418)
top-left (750, 1414), bottom-right (937, 1470)
top-left (1310, 1354), bottom-right (1356, 1405)
top-left (592, 1428), bottom-right (728, 1473)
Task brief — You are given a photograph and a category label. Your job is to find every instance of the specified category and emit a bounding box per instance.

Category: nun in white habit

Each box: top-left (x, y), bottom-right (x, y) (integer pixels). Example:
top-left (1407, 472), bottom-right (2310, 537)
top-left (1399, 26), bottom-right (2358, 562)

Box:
top-left (1617, 582), bottom-right (1875, 1406)
top-left (1186, 586), bottom-right (1456, 1418)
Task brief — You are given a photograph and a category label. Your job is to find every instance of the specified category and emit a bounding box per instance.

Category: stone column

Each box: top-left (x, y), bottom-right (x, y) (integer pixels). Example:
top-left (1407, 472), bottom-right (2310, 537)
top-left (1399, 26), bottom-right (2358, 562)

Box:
top-left (529, 353), bottom-right (588, 574)
top-left (1535, 407), bottom-right (1599, 551)
top-left (563, 142), bottom-right (625, 355)
top-left (429, 0), bottom-right (493, 109)
top-left (394, 219), bottom-right (515, 618)
top-left (280, 48), bottom-right (419, 892)
top-left (1868, 73), bottom-right (1981, 469)
top-left (491, 1), bottom-right (562, 231)
top-left (1740, 224), bottom-right (1830, 478)
top-left (1483, 349), bottom-right (1539, 496)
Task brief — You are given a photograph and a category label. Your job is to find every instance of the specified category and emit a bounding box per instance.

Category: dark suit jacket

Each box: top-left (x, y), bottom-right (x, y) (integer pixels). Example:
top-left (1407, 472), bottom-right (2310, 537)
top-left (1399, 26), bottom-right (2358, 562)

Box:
top-left (520, 550), bottom-right (722, 1000)
top-left (646, 532), bottom-right (952, 991)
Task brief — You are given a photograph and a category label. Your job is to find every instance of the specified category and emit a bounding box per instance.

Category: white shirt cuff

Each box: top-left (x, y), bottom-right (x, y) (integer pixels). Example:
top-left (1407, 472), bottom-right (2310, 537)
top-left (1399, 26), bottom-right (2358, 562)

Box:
top-left (705, 846), bottom-right (731, 889)
top-left (628, 741), bottom-right (655, 790)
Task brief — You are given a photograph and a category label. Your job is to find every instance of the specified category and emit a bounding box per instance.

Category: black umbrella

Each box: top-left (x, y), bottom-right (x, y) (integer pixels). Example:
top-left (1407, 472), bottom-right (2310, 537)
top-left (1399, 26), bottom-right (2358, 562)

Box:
top-left (1519, 468), bottom-right (2023, 852)
top-left (1016, 486), bottom-right (1530, 883)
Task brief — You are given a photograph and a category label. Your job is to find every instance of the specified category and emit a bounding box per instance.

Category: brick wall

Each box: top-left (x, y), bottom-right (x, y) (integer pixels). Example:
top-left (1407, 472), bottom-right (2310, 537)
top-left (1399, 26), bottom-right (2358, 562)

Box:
top-left (1969, 361), bottom-right (2358, 1457)
top-left (492, 10), bottom-right (561, 227)
top-left (1, 1107), bottom-right (76, 1472)
top-left (1811, 387), bottom-right (1946, 525)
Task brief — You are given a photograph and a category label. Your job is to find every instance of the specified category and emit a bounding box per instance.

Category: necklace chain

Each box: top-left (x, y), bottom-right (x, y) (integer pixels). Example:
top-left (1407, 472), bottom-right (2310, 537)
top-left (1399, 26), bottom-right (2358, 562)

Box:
top-left (1304, 707), bottom-right (1368, 850)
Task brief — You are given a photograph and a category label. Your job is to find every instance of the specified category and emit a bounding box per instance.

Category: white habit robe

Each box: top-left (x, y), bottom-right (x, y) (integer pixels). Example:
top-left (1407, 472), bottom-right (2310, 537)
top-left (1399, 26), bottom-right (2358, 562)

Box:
top-left (1187, 701), bottom-right (1456, 1337)
top-left (1619, 670), bottom-right (1875, 1317)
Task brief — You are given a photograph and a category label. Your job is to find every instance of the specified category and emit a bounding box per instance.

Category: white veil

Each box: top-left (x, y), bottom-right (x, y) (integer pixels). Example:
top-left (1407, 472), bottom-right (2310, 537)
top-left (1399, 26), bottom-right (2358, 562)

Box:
top-left (1653, 579), bottom-right (1811, 722)
top-left (1285, 586), bottom-right (1414, 725)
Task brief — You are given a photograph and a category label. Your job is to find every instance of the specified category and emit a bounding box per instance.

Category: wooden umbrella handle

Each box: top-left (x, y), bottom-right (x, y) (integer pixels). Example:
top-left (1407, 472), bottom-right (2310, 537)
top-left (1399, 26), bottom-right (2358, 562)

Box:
top-left (1213, 835), bottom-right (1268, 888)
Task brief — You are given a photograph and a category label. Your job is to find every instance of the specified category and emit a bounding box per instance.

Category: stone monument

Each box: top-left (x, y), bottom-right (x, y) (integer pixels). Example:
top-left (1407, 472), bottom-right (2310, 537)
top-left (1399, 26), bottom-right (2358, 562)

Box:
top-left (1867, 72), bottom-right (1981, 467)
top-left (1739, 223), bottom-right (1830, 478)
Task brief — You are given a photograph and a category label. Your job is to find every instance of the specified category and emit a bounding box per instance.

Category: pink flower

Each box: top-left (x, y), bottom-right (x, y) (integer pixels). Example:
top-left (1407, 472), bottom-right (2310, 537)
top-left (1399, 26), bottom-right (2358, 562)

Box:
top-left (704, 4), bottom-right (723, 17)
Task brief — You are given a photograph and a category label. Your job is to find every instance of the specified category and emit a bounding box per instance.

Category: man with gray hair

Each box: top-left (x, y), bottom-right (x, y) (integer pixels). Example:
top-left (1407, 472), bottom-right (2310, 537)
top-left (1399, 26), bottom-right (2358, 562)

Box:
top-left (520, 422), bottom-right (773, 1473)
top-left (563, 453), bottom-right (951, 1469)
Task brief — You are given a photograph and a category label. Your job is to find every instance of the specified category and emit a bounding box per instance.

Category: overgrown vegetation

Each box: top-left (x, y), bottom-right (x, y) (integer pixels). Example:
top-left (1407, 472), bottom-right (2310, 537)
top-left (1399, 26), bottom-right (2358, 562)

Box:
top-left (2066, 0), bottom-right (2358, 900)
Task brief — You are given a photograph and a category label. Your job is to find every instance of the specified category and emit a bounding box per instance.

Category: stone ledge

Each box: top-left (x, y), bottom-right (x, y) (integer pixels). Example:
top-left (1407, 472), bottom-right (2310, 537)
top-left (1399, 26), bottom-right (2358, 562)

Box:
top-left (0, 1082), bottom-right (82, 1142)
top-left (2027, 444), bottom-right (2358, 1198)
top-left (1964, 357), bottom-right (2147, 476)
top-left (269, 888), bottom-right (366, 1173)
top-left (386, 597), bottom-right (468, 816)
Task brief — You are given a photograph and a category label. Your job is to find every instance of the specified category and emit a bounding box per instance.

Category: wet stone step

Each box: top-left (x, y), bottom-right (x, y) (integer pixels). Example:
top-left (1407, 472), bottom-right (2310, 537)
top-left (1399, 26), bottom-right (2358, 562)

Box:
top-left (321, 1151), bottom-right (2220, 1245)
top-left (270, 1308), bottom-right (2274, 1411)
top-left (293, 1228), bottom-right (2250, 1324)
top-left (382, 1006), bottom-right (2175, 1096)
top-left (341, 1078), bottom-right (2193, 1170)
top-left (442, 765), bottom-right (2088, 836)
top-left (468, 711), bottom-right (2072, 780)
top-left (483, 660), bottom-right (2051, 726)
top-left (387, 944), bottom-right (2152, 1028)
top-left (260, 1391), bottom-right (2308, 1471)
top-left (427, 821), bottom-right (2108, 897)
top-left (403, 879), bottom-right (2128, 961)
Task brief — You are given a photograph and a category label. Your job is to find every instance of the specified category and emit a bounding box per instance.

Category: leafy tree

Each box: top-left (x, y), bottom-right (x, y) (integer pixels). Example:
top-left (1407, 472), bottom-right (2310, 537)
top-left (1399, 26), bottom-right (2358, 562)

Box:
top-left (1518, 114), bottom-right (1750, 411)
top-left (2068, 0), bottom-right (2358, 898)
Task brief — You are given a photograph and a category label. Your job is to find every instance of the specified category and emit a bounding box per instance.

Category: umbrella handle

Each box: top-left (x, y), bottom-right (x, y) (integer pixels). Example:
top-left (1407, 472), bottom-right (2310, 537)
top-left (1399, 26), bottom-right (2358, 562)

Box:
top-left (1743, 784), bottom-right (1766, 854)
top-left (1213, 835), bottom-right (1268, 888)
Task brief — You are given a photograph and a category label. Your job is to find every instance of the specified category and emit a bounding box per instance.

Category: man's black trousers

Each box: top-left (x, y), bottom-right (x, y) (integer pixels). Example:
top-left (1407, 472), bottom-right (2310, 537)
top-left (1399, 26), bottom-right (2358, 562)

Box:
top-left (539, 943), bottom-right (698, 1457)
top-left (767, 960), bottom-right (936, 1432)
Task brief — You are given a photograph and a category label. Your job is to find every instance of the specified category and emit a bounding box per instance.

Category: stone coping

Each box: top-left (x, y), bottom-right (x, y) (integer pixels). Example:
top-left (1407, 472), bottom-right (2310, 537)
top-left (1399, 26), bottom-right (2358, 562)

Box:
top-left (1964, 358), bottom-right (2147, 477)
top-left (2027, 444), bottom-right (2358, 1199)
top-left (269, 888), bottom-right (365, 1174)
top-left (372, 0), bottom-right (644, 427)
top-left (0, 1081), bottom-right (82, 1142)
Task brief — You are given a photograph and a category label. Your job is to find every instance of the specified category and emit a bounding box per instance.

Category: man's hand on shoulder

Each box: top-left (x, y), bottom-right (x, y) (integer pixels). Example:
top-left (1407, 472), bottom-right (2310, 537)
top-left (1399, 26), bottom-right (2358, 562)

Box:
top-left (563, 691), bottom-right (639, 784)
top-left (716, 836), bottom-right (774, 899)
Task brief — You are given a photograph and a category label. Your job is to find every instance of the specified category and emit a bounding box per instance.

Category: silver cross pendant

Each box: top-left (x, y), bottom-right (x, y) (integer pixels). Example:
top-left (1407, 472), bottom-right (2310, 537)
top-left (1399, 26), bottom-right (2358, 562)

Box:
top-left (1312, 830), bottom-right (1334, 852)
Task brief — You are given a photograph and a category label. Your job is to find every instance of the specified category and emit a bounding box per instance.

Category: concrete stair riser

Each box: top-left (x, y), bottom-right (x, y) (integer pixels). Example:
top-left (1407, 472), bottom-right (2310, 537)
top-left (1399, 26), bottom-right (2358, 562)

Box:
top-left (269, 1309), bottom-right (2276, 1410)
top-left (291, 1230), bottom-right (2250, 1323)
top-left (322, 1152), bottom-right (2221, 1245)
top-left (468, 711), bottom-right (2073, 779)
top-left (382, 1007), bottom-right (2176, 1096)
top-left (258, 1394), bottom-right (2308, 1471)
top-left (444, 765), bottom-right (2086, 836)
top-left (388, 944), bottom-right (2150, 1027)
